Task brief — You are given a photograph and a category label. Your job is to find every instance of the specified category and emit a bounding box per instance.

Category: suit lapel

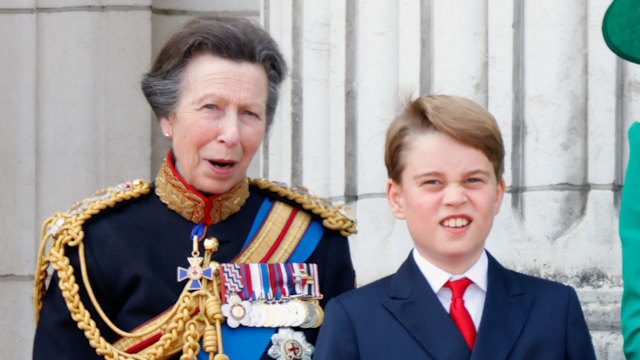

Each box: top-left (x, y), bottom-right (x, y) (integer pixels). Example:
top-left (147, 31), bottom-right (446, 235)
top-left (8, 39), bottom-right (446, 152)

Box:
top-left (471, 253), bottom-right (533, 360)
top-left (382, 255), bottom-right (471, 360)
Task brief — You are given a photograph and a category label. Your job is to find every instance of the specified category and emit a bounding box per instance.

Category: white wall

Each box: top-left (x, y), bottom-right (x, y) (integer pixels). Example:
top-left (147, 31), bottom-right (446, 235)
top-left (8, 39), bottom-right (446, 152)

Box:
top-left (0, 0), bottom-right (630, 358)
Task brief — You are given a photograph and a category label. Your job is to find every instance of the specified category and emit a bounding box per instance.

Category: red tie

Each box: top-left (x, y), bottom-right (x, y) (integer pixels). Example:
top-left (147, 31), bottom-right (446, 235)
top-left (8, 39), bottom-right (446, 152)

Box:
top-left (444, 278), bottom-right (476, 350)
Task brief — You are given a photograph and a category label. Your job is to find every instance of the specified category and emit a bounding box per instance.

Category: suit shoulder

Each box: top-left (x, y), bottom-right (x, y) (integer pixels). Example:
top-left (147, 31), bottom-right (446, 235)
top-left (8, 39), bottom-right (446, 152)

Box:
top-left (332, 274), bottom-right (393, 305)
top-left (250, 178), bottom-right (356, 237)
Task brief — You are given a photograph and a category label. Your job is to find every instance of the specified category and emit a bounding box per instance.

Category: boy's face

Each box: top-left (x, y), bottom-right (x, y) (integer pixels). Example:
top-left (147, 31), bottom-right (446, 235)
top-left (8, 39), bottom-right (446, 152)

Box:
top-left (387, 131), bottom-right (505, 274)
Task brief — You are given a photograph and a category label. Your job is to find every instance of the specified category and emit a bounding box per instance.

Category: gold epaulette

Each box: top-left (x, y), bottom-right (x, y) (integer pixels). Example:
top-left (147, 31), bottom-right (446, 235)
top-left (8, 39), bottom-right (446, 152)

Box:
top-left (249, 178), bottom-right (357, 237)
top-left (33, 180), bottom-right (155, 359)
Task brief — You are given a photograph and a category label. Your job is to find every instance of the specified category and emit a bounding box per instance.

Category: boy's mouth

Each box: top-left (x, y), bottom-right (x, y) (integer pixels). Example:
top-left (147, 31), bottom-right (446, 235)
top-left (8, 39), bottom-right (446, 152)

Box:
top-left (440, 216), bottom-right (471, 228)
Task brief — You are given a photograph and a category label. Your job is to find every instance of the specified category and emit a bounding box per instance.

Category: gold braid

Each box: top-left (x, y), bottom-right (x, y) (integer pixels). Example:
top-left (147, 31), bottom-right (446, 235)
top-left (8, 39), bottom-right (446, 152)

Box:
top-left (32, 180), bottom-right (220, 360)
top-left (249, 178), bottom-right (357, 237)
top-left (180, 318), bottom-right (202, 360)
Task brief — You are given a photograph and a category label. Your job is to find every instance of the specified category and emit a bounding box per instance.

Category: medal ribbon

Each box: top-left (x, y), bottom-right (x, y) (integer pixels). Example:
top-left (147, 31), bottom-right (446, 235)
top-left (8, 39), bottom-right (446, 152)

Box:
top-left (310, 263), bottom-right (320, 298)
top-left (252, 263), bottom-right (264, 300)
top-left (260, 263), bottom-right (270, 300)
top-left (285, 264), bottom-right (295, 297)
top-left (267, 263), bottom-right (279, 299)
top-left (220, 264), bottom-right (244, 302)
top-left (241, 264), bottom-right (254, 301)
top-left (278, 263), bottom-right (288, 298)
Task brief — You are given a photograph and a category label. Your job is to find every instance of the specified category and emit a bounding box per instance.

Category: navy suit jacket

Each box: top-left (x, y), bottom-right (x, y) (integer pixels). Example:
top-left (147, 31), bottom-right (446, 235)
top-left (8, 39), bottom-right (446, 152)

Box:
top-left (314, 252), bottom-right (596, 359)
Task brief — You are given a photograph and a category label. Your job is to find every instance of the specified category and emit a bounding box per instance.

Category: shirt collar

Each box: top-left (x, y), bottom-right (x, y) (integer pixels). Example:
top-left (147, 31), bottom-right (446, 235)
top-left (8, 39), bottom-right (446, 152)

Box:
top-left (412, 248), bottom-right (488, 294)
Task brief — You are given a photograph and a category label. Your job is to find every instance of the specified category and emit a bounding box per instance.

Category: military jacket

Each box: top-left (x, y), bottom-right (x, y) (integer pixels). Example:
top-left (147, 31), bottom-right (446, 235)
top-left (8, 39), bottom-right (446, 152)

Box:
top-left (33, 154), bottom-right (356, 360)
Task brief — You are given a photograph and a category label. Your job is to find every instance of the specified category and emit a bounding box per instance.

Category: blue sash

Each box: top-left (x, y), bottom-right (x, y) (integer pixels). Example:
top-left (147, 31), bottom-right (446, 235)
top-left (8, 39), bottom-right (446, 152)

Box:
top-left (198, 198), bottom-right (325, 359)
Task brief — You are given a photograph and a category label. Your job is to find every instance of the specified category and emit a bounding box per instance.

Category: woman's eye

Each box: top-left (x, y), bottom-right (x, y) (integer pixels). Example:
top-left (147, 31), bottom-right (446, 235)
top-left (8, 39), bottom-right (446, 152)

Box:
top-left (243, 110), bottom-right (258, 118)
top-left (424, 180), bottom-right (440, 185)
top-left (203, 104), bottom-right (216, 110)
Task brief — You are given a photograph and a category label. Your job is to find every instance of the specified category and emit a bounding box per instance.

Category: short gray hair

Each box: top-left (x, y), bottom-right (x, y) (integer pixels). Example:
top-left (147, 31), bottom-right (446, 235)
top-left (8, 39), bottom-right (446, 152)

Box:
top-left (141, 17), bottom-right (287, 127)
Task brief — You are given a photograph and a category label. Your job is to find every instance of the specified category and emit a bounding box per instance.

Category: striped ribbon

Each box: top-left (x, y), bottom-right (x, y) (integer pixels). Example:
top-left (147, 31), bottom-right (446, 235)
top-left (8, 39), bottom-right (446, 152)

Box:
top-left (219, 262), bottom-right (321, 303)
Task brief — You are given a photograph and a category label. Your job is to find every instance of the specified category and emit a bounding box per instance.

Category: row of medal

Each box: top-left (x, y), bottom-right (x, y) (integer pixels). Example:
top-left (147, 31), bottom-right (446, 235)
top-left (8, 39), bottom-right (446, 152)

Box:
top-left (219, 263), bottom-right (323, 329)
top-left (221, 296), bottom-right (323, 328)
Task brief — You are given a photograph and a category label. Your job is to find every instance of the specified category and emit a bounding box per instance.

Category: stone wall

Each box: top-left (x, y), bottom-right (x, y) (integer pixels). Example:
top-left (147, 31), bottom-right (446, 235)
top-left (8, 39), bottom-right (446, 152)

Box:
top-left (1, 0), bottom-right (634, 358)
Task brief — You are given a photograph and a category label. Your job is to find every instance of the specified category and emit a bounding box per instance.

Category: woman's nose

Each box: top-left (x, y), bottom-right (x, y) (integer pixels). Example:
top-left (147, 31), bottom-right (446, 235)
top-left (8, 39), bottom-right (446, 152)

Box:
top-left (216, 112), bottom-right (240, 146)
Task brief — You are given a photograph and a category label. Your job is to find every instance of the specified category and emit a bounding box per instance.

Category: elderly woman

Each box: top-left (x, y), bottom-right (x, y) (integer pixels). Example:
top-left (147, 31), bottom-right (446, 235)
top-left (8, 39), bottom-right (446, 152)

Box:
top-left (33, 17), bottom-right (355, 360)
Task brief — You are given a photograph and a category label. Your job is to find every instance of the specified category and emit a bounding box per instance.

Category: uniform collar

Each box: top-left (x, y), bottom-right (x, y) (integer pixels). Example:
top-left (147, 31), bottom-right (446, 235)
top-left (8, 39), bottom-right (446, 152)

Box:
top-left (154, 150), bottom-right (250, 225)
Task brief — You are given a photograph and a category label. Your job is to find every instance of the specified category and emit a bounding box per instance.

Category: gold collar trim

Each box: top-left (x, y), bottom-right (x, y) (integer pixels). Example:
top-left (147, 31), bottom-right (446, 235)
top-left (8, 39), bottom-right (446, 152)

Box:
top-left (154, 152), bottom-right (249, 225)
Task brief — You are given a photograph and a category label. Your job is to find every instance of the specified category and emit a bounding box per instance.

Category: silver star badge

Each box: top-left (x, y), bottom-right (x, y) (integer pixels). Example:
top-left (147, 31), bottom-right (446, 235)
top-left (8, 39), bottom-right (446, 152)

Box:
top-left (267, 328), bottom-right (313, 360)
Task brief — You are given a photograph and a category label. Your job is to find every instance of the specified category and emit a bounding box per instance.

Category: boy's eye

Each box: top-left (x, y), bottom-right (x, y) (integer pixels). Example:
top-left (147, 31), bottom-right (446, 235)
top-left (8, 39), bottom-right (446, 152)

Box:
top-left (423, 180), bottom-right (441, 186)
top-left (465, 177), bottom-right (485, 185)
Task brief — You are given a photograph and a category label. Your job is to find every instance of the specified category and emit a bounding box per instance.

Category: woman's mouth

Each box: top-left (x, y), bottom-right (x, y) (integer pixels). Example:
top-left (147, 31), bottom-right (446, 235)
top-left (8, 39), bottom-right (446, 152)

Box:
top-left (209, 160), bottom-right (236, 169)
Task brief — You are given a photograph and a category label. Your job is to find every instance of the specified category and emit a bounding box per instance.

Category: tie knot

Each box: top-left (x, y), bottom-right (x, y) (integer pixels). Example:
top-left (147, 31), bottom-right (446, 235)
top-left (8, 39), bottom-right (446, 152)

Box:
top-left (444, 278), bottom-right (473, 298)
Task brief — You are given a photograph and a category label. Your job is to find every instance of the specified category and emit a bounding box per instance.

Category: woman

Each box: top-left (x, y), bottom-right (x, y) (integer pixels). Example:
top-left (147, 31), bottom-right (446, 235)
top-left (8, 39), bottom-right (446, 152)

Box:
top-left (33, 17), bottom-right (355, 360)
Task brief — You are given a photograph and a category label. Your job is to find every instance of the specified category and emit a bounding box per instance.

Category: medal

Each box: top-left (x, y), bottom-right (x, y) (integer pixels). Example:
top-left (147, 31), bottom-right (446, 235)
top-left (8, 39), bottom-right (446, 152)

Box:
top-left (249, 302), bottom-right (268, 327)
top-left (299, 301), bottom-right (317, 329)
top-left (267, 328), bottom-right (313, 360)
top-left (177, 224), bottom-right (213, 291)
top-left (277, 302), bottom-right (291, 327)
top-left (177, 256), bottom-right (213, 291)
top-left (221, 295), bottom-right (252, 328)
top-left (289, 300), bottom-right (307, 327)
top-left (279, 302), bottom-right (294, 327)
top-left (264, 303), bottom-right (278, 327)
top-left (310, 302), bottom-right (324, 328)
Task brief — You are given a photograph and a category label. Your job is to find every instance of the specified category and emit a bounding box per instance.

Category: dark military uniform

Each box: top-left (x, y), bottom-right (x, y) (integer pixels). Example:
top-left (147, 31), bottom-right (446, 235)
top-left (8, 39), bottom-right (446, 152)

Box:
top-left (33, 154), bottom-right (355, 359)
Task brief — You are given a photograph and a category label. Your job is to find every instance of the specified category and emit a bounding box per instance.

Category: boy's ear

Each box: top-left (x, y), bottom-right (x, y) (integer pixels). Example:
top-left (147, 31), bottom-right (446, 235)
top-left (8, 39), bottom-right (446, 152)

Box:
top-left (493, 178), bottom-right (506, 214)
top-left (387, 179), bottom-right (406, 219)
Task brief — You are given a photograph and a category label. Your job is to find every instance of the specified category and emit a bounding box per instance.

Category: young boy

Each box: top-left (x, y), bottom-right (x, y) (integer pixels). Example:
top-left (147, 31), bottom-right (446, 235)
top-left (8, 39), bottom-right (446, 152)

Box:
top-left (313, 95), bottom-right (596, 359)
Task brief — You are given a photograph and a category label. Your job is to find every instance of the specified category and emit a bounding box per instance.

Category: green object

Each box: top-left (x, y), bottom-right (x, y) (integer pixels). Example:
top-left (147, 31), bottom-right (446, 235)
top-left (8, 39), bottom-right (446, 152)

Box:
top-left (622, 123), bottom-right (640, 359)
top-left (602, 0), bottom-right (640, 64)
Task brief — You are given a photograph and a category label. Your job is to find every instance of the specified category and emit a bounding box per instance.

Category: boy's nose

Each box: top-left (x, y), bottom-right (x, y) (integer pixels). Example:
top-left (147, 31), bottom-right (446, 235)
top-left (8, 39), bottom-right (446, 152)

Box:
top-left (443, 184), bottom-right (468, 206)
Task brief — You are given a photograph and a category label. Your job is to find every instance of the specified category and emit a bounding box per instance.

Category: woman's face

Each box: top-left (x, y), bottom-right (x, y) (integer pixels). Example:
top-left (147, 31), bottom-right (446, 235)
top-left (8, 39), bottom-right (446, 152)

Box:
top-left (160, 53), bottom-right (268, 194)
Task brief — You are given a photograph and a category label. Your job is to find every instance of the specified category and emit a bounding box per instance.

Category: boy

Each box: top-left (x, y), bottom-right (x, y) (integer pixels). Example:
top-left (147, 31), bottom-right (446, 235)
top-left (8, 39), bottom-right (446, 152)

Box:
top-left (314, 95), bottom-right (596, 359)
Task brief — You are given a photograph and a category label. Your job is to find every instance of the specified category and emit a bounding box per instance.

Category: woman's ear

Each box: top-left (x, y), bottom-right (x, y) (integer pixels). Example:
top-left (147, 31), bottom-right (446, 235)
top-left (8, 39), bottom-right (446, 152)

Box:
top-left (159, 116), bottom-right (173, 139)
top-left (387, 179), bottom-right (406, 219)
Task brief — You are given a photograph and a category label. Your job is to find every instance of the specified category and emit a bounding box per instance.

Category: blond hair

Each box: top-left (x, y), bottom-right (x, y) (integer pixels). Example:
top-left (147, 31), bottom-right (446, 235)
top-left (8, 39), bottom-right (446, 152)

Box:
top-left (385, 95), bottom-right (504, 183)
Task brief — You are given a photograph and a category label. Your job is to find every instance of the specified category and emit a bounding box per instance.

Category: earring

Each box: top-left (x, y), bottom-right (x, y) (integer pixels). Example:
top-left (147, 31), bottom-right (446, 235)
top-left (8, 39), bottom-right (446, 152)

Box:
top-left (164, 133), bottom-right (170, 138)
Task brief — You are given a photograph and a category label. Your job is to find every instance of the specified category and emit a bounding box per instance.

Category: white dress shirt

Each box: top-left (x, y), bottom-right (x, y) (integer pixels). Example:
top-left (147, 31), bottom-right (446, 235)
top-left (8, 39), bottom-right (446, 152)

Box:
top-left (412, 248), bottom-right (488, 330)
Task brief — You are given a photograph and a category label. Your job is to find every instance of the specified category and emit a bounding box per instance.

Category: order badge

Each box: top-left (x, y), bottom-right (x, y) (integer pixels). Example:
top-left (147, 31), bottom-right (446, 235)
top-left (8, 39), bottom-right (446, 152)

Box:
top-left (267, 328), bottom-right (313, 360)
